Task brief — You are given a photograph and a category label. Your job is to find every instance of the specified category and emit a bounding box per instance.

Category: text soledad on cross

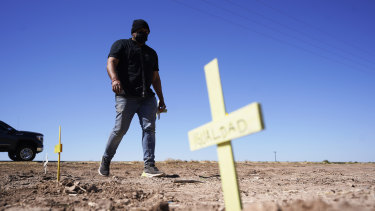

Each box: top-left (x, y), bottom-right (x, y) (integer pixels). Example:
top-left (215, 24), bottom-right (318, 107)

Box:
top-left (188, 102), bottom-right (263, 151)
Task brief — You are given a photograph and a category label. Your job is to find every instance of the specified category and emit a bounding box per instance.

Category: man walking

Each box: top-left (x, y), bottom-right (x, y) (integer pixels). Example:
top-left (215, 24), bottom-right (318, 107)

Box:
top-left (99, 19), bottom-right (166, 177)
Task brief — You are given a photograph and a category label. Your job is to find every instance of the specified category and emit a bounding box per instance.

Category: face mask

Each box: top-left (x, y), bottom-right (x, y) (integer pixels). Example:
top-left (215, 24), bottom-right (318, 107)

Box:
top-left (135, 31), bottom-right (148, 44)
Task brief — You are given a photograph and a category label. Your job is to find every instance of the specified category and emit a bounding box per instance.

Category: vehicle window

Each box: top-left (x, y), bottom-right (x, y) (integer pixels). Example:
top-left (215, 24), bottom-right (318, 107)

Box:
top-left (0, 125), bottom-right (7, 134)
top-left (0, 122), bottom-right (15, 132)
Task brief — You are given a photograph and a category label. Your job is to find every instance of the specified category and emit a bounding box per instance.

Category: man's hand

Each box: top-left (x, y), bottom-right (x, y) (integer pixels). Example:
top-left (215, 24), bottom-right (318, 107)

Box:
top-left (111, 79), bottom-right (122, 94)
top-left (107, 57), bottom-right (121, 94)
top-left (158, 100), bottom-right (166, 113)
top-left (152, 71), bottom-right (166, 113)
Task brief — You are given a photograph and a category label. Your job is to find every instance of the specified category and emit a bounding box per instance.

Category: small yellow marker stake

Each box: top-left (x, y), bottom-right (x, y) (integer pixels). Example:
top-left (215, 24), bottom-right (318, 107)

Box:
top-left (188, 59), bottom-right (265, 211)
top-left (54, 126), bottom-right (62, 182)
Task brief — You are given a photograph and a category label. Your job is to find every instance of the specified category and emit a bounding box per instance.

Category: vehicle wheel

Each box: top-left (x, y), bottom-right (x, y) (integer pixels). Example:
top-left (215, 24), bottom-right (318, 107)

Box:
top-left (16, 145), bottom-right (36, 161)
top-left (8, 151), bottom-right (20, 161)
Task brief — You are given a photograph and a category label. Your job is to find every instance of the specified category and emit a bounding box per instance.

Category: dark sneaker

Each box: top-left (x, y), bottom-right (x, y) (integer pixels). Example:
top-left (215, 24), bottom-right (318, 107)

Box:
top-left (141, 164), bottom-right (165, 177)
top-left (98, 156), bottom-right (111, 176)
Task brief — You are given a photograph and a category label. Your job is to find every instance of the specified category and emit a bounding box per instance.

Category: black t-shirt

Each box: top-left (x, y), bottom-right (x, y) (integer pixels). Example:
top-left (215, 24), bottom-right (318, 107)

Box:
top-left (108, 38), bottom-right (159, 97)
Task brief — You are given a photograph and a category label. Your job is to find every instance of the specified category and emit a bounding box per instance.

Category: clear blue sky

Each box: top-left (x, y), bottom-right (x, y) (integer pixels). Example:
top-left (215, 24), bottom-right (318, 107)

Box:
top-left (1, 0), bottom-right (374, 162)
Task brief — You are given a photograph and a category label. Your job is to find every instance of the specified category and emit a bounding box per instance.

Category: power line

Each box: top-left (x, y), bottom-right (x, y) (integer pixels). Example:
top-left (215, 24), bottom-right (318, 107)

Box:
top-left (254, 0), bottom-right (375, 58)
top-left (224, 0), bottom-right (375, 67)
top-left (169, 0), bottom-right (374, 74)
top-left (200, 0), bottom-right (374, 70)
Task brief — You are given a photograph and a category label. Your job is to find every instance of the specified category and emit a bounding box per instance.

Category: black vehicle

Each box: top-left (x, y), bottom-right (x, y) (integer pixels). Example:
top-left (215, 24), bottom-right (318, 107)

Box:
top-left (0, 121), bottom-right (43, 161)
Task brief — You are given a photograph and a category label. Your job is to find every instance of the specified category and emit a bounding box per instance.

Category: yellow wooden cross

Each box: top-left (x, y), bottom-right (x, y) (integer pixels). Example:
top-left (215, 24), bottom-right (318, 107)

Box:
top-left (188, 58), bottom-right (265, 211)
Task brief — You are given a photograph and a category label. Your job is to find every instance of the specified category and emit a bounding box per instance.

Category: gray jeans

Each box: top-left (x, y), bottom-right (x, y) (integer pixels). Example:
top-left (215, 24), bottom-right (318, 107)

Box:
top-left (103, 95), bottom-right (157, 165)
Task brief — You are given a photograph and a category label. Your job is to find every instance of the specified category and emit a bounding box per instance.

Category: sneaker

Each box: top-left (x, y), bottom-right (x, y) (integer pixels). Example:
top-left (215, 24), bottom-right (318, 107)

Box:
top-left (98, 156), bottom-right (111, 176)
top-left (141, 164), bottom-right (165, 178)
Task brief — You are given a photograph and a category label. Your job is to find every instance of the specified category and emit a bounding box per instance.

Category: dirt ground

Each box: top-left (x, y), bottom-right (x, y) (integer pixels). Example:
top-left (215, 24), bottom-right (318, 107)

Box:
top-left (0, 161), bottom-right (374, 211)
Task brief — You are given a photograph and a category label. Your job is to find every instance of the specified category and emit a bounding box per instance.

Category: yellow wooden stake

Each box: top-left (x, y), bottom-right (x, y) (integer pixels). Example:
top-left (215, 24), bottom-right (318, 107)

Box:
top-left (188, 58), bottom-right (265, 211)
top-left (54, 126), bottom-right (62, 182)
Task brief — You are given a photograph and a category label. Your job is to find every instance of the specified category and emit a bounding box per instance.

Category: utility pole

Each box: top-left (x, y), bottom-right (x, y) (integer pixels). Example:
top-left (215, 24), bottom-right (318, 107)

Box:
top-left (274, 151), bottom-right (277, 162)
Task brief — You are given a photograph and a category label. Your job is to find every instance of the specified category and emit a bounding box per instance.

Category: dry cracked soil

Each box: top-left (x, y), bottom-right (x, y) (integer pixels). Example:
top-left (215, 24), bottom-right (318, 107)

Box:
top-left (1, 161), bottom-right (375, 211)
